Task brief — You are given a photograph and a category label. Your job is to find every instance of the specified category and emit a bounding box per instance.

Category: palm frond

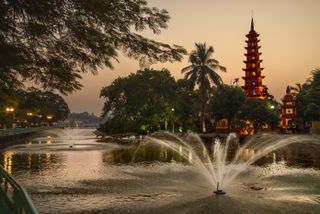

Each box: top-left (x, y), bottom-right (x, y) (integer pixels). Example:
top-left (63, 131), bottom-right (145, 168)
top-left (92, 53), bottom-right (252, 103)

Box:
top-left (219, 65), bottom-right (227, 72)
top-left (181, 65), bottom-right (194, 73)
top-left (207, 67), bottom-right (223, 86)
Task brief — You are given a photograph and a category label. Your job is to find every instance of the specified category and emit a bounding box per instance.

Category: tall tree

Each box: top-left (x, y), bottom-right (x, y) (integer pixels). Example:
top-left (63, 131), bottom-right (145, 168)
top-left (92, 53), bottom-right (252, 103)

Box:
top-left (0, 0), bottom-right (186, 94)
top-left (296, 68), bottom-right (320, 125)
top-left (181, 43), bottom-right (226, 132)
top-left (238, 99), bottom-right (280, 132)
top-left (210, 85), bottom-right (246, 131)
top-left (288, 83), bottom-right (302, 98)
top-left (174, 79), bottom-right (199, 131)
top-left (100, 69), bottom-right (176, 133)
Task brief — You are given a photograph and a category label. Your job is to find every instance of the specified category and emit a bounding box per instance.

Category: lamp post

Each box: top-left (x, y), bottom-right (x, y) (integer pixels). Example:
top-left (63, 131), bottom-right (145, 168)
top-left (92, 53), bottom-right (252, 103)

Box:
top-left (46, 115), bottom-right (53, 126)
top-left (5, 107), bottom-right (15, 128)
top-left (171, 108), bottom-right (175, 133)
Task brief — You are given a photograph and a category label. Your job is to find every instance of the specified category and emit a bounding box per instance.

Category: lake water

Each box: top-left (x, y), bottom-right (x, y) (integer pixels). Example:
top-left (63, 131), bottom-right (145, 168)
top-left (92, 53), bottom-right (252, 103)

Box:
top-left (1, 129), bottom-right (320, 214)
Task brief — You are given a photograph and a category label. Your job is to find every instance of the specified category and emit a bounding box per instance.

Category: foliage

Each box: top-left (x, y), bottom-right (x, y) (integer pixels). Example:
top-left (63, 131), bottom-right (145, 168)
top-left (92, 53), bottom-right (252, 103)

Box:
top-left (288, 83), bottom-right (302, 98)
top-left (100, 68), bottom-right (177, 133)
top-left (296, 68), bottom-right (320, 122)
top-left (68, 112), bottom-right (101, 124)
top-left (174, 79), bottom-right (199, 131)
top-left (181, 43), bottom-right (226, 132)
top-left (238, 98), bottom-right (280, 131)
top-left (210, 85), bottom-right (246, 129)
top-left (0, 88), bottom-right (69, 127)
top-left (0, 0), bottom-right (186, 94)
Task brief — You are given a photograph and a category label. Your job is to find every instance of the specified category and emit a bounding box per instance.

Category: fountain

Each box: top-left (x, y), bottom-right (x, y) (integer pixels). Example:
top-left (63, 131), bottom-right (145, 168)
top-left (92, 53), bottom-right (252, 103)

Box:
top-left (141, 131), bottom-right (318, 196)
top-left (1, 128), bottom-right (319, 213)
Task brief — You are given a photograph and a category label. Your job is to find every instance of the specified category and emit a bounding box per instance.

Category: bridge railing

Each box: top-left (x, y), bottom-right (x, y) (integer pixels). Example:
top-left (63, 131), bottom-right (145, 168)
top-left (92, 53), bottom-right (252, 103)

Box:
top-left (0, 126), bottom-right (64, 138)
top-left (0, 166), bottom-right (38, 214)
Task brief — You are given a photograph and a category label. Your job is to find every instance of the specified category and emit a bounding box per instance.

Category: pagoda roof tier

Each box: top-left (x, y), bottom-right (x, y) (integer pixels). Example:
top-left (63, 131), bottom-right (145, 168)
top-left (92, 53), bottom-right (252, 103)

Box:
top-left (245, 46), bottom-right (261, 50)
top-left (242, 76), bottom-right (265, 80)
top-left (242, 68), bottom-right (264, 71)
top-left (245, 39), bottom-right (260, 43)
top-left (243, 52), bottom-right (262, 57)
top-left (243, 60), bottom-right (263, 63)
top-left (242, 84), bottom-right (265, 88)
top-left (246, 33), bottom-right (260, 38)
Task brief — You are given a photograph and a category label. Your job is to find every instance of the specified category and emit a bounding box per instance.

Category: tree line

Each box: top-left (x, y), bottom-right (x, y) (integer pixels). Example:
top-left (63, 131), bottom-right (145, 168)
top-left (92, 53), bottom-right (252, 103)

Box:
top-left (294, 68), bottom-right (320, 130)
top-left (0, 88), bottom-right (69, 128)
top-left (0, 1), bottom-right (183, 128)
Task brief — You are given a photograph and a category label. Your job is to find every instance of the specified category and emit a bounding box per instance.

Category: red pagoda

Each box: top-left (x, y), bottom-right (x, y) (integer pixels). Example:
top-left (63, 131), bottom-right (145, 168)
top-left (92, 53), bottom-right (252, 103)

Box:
top-left (280, 87), bottom-right (297, 129)
top-left (242, 18), bottom-right (267, 99)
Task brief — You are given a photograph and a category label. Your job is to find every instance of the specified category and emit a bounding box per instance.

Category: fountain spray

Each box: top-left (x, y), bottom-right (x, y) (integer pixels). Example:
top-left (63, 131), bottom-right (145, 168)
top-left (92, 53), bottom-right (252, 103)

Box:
top-left (213, 182), bottom-right (226, 195)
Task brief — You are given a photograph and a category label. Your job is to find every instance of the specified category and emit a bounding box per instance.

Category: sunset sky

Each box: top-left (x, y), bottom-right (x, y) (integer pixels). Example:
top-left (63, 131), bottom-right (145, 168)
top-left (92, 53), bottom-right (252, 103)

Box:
top-left (63, 0), bottom-right (320, 115)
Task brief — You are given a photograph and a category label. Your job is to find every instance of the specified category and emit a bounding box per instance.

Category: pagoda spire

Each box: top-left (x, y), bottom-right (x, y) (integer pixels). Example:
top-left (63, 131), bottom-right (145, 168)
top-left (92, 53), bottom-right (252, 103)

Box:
top-left (242, 18), bottom-right (267, 99)
top-left (251, 17), bottom-right (254, 31)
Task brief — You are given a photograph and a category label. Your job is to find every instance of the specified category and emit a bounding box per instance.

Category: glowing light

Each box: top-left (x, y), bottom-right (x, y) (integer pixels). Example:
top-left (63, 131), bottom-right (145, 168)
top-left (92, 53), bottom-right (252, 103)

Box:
top-left (5, 107), bottom-right (14, 112)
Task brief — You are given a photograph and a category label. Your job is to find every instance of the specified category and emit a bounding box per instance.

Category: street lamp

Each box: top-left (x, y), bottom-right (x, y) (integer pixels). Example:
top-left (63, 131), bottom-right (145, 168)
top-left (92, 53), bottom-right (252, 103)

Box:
top-left (270, 105), bottom-right (275, 110)
top-left (5, 107), bottom-right (14, 112)
top-left (46, 115), bottom-right (53, 127)
top-left (5, 107), bottom-right (15, 128)
top-left (171, 108), bottom-right (175, 133)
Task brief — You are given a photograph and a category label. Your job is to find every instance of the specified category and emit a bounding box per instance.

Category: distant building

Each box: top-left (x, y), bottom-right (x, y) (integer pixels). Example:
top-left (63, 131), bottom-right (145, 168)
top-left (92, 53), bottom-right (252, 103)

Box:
top-left (242, 18), bottom-right (267, 99)
top-left (280, 87), bottom-right (297, 129)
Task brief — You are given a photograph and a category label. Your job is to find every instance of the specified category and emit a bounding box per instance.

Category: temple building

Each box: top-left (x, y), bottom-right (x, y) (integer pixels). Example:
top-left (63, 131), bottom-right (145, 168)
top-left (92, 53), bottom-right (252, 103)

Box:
top-left (280, 86), bottom-right (297, 130)
top-left (242, 18), bottom-right (267, 99)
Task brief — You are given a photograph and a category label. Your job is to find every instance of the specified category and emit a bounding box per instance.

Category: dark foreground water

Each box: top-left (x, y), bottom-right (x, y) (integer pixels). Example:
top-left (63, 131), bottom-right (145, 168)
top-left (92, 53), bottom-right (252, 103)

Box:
top-left (1, 129), bottom-right (320, 214)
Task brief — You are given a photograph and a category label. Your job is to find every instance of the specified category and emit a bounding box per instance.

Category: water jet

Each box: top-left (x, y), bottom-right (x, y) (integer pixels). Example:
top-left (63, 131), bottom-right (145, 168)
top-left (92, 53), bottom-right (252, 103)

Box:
top-left (213, 182), bottom-right (226, 195)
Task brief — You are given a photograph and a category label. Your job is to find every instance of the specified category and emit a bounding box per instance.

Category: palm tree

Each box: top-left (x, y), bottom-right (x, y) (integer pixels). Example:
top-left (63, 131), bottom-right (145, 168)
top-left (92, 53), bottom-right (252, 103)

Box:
top-left (289, 83), bottom-right (302, 98)
top-left (233, 78), bottom-right (240, 86)
top-left (181, 43), bottom-right (226, 132)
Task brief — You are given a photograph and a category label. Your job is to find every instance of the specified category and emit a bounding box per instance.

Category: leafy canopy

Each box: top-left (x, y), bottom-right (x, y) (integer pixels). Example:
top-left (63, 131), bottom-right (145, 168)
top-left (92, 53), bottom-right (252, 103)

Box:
top-left (0, 0), bottom-right (186, 93)
top-left (181, 42), bottom-right (226, 132)
top-left (296, 68), bottom-right (320, 122)
top-left (210, 85), bottom-right (246, 126)
top-left (100, 68), bottom-right (177, 133)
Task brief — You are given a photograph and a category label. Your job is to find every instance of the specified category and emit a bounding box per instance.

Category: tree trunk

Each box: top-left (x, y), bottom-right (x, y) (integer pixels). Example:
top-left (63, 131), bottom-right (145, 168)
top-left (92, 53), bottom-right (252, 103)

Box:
top-left (227, 118), bottom-right (232, 133)
top-left (200, 75), bottom-right (206, 133)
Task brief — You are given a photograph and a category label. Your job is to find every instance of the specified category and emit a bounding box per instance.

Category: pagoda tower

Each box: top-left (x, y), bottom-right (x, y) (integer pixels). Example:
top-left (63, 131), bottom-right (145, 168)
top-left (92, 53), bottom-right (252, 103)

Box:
top-left (242, 18), bottom-right (267, 98)
top-left (280, 86), bottom-right (297, 129)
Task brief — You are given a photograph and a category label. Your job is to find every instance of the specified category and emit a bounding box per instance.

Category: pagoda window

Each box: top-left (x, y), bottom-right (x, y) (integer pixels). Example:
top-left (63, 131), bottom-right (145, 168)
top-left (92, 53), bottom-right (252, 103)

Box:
top-left (252, 72), bottom-right (256, 76)
top-left (251, 56), bottom-right (255, 60)
top-left (252, 82), bottom-right (256, 86)
top-left (251, 49), bottom-right (254, 53)
top-left (286, 102), bottom-right (293, 105)
top-left (252, 63), bottom-right (255, 68)
top-left (252, 90), bottom-right (257, 95)
top-left (286, 108), bottom-right (293, 114)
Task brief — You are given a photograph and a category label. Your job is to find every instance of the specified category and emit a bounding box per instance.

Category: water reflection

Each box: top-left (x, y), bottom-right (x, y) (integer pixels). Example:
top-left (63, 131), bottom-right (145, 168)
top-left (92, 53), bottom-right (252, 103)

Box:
top-left (3, 151), bottom-right (13, 174)
top-left (1, 136), bottom-right (320, 180)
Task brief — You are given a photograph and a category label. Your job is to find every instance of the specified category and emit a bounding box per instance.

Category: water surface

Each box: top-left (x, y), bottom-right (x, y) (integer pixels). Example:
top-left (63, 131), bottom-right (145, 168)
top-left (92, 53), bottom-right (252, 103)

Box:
top-left (1, 129), bottom-right (320, 214)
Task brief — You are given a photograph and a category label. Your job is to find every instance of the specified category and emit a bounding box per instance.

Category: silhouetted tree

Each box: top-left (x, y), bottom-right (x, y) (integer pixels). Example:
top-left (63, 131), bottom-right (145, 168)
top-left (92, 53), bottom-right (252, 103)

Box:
top-left (0, 88), bottom-right (69, 127)
top-left (288, 83), bottom-right (302, 98)
top-left (238, 99), bottom-right (280, 131)
top-left (181, 43), bottom-right (226, 132)
top-left (100, 69), bottom-right (176, 133)
top-left (296, 68), bottom-right (320, 124)
top-left (0, 0), bottom-right (186, 93)
top-left (210, 85), bottom-right (246, 131)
